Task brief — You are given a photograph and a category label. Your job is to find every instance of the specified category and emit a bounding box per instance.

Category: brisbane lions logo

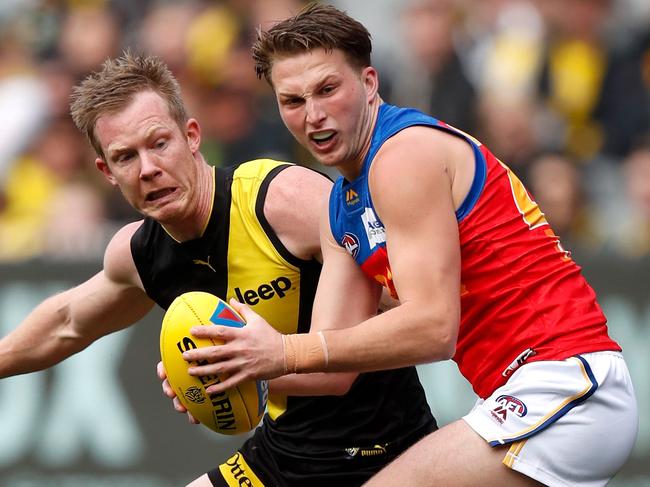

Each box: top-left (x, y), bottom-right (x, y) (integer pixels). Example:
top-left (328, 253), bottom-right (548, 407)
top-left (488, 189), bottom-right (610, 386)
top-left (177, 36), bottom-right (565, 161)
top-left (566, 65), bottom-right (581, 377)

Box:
top-left (341, 232), bottom-right (360, 259)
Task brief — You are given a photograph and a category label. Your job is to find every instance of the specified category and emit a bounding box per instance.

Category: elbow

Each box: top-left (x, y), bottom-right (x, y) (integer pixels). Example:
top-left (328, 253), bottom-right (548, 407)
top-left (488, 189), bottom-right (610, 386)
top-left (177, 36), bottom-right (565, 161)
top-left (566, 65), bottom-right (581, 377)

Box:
top-left (420, 315), bottom-right (458, 363)
top-left (437, 334), bottom-right (456, 360)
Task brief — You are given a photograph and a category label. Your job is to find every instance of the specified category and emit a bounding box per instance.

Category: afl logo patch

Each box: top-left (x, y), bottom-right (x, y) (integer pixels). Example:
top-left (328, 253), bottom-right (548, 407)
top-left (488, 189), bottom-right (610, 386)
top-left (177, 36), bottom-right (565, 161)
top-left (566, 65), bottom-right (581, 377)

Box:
top-left (491, 395), bottom-right (527, 424)
top-left (341, 232), bottom-right (360, 259)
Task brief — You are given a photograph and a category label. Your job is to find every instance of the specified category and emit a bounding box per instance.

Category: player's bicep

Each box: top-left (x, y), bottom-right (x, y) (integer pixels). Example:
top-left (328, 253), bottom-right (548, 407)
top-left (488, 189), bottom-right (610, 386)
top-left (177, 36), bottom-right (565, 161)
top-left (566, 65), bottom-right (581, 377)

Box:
top-left (66, 271), bottom-right (153, 341)
top-left (68, 223), bottom-right (154, 340)
top-left (371, 137), bottom-right (461, 347)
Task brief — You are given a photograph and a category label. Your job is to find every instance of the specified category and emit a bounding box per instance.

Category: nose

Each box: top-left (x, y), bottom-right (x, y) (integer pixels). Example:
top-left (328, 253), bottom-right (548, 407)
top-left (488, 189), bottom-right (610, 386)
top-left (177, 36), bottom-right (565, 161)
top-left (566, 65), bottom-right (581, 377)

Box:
top-left (305, 97), bottom-right (326, 126)
top-left (139, 152), bottom-right (162, 180)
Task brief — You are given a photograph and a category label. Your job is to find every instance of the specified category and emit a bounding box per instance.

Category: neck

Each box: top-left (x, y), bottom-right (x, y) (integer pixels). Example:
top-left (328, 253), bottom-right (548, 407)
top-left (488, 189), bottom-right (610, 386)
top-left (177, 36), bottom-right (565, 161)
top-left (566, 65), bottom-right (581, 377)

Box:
top-left (163, 157), bottom-right (214, 242)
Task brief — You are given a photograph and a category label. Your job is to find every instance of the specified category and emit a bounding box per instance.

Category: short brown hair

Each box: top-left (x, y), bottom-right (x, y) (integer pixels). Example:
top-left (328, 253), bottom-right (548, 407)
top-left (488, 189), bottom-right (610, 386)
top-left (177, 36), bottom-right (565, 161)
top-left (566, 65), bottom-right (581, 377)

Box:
top-left (252, 3), bottom-right (372, 84)
top-left (70, 51), bottom-right (188, 160)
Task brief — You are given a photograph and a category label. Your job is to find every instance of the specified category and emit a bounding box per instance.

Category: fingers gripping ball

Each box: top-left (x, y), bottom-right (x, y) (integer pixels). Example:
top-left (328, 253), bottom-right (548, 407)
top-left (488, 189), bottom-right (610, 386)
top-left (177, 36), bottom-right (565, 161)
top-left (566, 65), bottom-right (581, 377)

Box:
top-left (160, 291), bottom-right (268, 435)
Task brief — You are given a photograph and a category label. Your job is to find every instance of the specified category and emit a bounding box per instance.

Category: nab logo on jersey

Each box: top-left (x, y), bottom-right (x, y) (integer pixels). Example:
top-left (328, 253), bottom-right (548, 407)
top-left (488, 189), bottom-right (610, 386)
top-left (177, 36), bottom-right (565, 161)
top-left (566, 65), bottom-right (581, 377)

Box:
top-left (341, 232), bottom-right (360, 259)
top-left (234, 277), bottom-right (292, 306)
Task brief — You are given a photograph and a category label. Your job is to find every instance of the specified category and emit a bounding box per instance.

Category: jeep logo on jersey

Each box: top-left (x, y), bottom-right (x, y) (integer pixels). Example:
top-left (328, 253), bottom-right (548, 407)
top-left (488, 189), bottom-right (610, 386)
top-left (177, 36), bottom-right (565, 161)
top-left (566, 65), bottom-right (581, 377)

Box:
top-left (491, 395), bottom-right (528, 424)
top-left (341, 232), bottom-right (360, 259)
top-left (234, 277), bottom-right (292, 305)
top-left (362, 207), bottom-right (385, 249)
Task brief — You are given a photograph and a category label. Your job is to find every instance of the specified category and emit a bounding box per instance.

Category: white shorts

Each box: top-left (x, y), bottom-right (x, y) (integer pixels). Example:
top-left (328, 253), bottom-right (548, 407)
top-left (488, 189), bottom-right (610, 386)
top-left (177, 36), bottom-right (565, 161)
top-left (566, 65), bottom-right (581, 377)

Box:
top-left (463, 351), bottom-right (638, 487)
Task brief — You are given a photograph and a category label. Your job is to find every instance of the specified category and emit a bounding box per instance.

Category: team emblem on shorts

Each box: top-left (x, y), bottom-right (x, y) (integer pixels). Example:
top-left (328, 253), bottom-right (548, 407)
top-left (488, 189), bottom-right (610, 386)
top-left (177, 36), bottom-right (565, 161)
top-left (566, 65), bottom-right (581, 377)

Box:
top-left (491, 395), bottom-right (527, 424)
top-left (341, 232), bottom-right (360, 259)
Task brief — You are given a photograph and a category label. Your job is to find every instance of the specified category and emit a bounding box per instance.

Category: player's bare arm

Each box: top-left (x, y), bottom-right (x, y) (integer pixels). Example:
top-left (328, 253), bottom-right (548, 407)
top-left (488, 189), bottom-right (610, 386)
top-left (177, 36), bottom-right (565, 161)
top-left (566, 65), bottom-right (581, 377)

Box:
top-left (0, 221), bottom-right (154, 378)
top-left (268, 200), bottom-right (383, 395)
top-left (318, 127), bottom-right (464, 372)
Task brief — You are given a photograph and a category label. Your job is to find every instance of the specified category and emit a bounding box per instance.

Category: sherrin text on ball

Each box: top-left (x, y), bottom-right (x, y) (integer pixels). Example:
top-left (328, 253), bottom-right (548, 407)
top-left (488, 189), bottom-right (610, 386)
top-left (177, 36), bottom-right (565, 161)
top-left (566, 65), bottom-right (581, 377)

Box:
top-left (160, 291), bottom-right (268, 434)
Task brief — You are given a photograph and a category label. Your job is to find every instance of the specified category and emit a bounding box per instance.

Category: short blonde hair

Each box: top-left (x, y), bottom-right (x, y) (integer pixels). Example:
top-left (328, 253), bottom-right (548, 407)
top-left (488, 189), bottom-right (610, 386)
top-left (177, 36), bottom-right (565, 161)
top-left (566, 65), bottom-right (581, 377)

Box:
top-left (70, 51), bottom-right (188, 159)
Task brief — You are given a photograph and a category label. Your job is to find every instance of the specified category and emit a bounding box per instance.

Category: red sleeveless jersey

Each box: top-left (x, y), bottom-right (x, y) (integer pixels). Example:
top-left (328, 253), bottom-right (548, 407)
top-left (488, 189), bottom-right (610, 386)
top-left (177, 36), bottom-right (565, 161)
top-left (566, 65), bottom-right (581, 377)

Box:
top-left (329, 104), bottom-right (620, 398)
top-left (456, 140), bottom-right (619, 397)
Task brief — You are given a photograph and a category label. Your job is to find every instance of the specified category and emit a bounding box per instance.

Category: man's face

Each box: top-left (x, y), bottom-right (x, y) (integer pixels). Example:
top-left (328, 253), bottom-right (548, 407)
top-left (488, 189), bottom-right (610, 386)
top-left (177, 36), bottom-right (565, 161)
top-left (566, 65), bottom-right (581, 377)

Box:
top-left (270, 48), bottom-right (378, 171)
top-left (94, 90), bottom-right (201, 224)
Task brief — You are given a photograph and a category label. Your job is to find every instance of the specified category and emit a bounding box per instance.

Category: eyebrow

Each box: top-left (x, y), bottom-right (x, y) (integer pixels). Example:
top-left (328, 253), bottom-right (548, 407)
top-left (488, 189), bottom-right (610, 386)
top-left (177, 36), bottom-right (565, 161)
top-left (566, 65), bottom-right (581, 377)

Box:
top-left (106, 124), bottom-right (169, 158)
top-left (277, 74), bottom-right (339, 99)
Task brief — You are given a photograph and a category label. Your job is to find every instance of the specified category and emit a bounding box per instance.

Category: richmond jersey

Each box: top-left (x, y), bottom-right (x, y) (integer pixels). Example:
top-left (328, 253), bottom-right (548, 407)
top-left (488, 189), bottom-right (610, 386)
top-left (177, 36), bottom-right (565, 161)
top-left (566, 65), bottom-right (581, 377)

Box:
top-left (131, 159), bottom-right (435, 473)
top-left (329, 104), bottom-right (621, 399)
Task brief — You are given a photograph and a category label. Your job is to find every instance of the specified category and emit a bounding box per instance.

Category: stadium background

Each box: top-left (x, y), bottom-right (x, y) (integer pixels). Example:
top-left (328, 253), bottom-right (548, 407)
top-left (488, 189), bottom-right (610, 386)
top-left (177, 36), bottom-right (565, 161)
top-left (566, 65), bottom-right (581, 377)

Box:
top-left (1, 0), bottom-right (649, 485)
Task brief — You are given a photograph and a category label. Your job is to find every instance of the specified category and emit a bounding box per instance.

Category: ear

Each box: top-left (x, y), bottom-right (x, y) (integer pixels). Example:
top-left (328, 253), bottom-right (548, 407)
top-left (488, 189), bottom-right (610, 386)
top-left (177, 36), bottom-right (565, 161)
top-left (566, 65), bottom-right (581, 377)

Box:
top-left (186, 118), bottom-right (201, 154)
top-left (362, 66), bottom-right (379, 102)
top-left (95, 157), bottom-right (118, 186)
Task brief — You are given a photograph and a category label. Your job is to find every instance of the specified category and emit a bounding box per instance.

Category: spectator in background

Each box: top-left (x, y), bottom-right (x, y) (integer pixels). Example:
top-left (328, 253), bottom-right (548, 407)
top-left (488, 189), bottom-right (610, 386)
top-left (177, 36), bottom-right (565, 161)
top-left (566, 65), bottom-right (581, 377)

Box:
top-left (0, 24), bottom-right (51, 206)
top-left (56, 4), bottom-right (121, 80)
top-left (466, 0), bottom-right (546, 170)
top-left (595, 26), bottom-right (650, 158)
top-left (527, 152), bottom-right (605, 253)
top-left (392, 0), bottom-right (477, 133)
top-left (0, 118), bottom-right (109, 260)
top-left (535, 0), bottom-right (616, 161)
top-left (612, 140), bottom-right (650, 257)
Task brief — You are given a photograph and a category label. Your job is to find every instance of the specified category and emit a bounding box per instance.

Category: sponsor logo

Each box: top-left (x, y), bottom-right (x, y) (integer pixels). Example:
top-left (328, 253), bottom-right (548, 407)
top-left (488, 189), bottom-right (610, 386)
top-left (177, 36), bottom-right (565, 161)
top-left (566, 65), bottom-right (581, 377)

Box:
top-left (341, 232), bottom-right (360, 259)
top-left (193, 255), bottom-right (216, 272)
top-left (234, 276), bottom-right (292, 306)
top-left (184, 386), bottom-right (206, 404)
top-left (501, 348), bottom-right (536, 377)
top-left (361, 207), bottom-right (385, 249)
top-left (210, 301), bottom-right (244, 328)
top-left (176, 336), bottom-right (237, 432)
top-left (345, 444), bottom-right (388, 458)
top-left (490, 395), bottom-right (528, 424)
top-left (219, 452), bottom-right (265, 486)
top-left (346, 188), bottom-right (360, 206)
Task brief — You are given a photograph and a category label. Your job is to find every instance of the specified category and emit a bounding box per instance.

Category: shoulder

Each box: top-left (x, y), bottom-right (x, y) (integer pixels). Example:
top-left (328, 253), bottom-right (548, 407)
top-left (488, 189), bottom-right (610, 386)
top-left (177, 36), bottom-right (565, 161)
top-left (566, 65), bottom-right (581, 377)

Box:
top-left (370, 125), bottom-right (473, 197)
top-left (264, 165), bottom-right (332, 219)
top-left (103, 220), bottom-right (145, 288)
top-left (264, 165), bottom-right (332, 261)
top-left (267, 164), bottom-right (332, 200)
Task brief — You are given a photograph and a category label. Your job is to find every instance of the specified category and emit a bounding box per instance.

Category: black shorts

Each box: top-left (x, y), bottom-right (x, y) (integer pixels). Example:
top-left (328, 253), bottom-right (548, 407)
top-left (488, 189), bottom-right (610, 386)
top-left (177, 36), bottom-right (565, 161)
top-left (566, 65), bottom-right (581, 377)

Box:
top-left (207, 423), bottom-right (434, 487)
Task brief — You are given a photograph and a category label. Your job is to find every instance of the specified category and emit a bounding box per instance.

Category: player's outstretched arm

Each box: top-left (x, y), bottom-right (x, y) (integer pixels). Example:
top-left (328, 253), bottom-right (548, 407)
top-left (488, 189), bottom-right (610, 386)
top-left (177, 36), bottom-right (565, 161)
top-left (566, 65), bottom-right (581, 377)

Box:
top-left (0, 222), bottom-right (155, 378)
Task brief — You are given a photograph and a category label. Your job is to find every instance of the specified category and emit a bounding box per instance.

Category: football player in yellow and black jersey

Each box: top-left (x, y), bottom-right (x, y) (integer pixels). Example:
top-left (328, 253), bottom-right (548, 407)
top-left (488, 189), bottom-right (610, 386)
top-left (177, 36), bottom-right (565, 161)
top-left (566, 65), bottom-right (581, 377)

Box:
top-left (0, 53), bottom-right (436, 486)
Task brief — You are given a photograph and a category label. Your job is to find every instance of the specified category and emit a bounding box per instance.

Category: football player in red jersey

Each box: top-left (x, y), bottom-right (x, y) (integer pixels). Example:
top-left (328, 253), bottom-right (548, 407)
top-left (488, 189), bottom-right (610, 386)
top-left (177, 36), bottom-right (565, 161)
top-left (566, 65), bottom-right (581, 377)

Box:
top-left (184, 4), bottom-right (639, 486)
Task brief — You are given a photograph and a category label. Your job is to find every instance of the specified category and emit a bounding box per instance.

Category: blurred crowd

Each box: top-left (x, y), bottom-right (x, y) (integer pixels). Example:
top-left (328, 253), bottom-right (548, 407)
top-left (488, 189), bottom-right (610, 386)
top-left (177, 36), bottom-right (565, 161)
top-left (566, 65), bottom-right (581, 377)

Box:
top-left (0, 0), bottom-right (649, 262)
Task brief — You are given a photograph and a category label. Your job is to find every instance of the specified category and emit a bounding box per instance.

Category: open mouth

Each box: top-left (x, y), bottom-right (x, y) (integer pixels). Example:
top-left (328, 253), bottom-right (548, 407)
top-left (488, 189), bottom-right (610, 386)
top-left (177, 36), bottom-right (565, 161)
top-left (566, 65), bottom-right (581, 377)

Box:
top-left (146, 187), bottom-right (176, 202)
top-left (310, 130), bottom-right (336, 147)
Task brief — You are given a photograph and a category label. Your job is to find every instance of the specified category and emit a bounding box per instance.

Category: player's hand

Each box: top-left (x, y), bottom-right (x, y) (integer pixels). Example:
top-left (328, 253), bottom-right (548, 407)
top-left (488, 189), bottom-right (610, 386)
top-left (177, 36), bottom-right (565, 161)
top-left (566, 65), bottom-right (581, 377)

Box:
top-left (182, 298), bottom-right (285, 395)
top-left (156, 360), bottom-right (199, 424)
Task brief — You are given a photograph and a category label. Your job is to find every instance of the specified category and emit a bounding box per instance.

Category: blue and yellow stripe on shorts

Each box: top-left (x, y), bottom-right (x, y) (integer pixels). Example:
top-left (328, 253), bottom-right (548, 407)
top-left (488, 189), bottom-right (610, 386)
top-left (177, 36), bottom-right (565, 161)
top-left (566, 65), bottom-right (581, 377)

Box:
top-left (490, 355), bottom-right (598, 448)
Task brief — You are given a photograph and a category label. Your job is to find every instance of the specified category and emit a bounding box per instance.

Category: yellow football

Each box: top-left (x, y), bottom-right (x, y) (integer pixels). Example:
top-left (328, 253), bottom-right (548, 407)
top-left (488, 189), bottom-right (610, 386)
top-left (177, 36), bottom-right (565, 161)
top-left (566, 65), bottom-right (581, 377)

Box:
top-left (160, 291), bottom-right (268, 435)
